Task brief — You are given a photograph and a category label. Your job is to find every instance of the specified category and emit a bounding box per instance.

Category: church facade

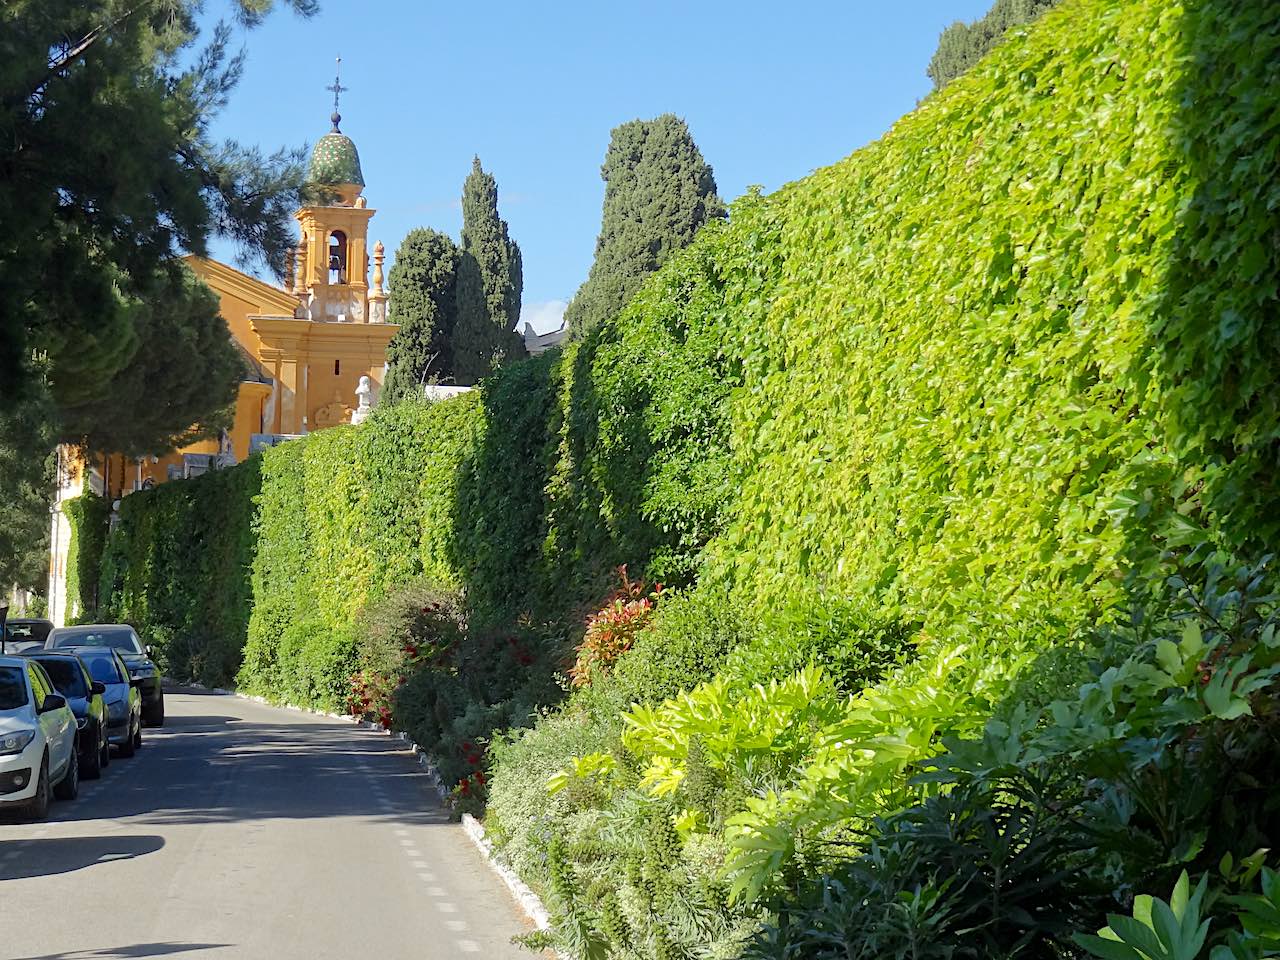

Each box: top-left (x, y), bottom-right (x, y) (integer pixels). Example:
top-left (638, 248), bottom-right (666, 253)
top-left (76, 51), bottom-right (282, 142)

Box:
top-left (47, 113), bottom-right (399, 624)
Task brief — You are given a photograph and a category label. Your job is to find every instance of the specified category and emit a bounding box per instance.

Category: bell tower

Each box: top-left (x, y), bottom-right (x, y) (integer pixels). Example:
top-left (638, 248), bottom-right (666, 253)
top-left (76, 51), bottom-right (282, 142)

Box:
top-left (293, 59), bottom-right (383, 324)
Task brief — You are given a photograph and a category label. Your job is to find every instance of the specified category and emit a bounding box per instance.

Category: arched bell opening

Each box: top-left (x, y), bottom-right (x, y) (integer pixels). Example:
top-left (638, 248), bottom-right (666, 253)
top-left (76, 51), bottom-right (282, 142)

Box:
top-left (328, 230), bottom-right (348, 284)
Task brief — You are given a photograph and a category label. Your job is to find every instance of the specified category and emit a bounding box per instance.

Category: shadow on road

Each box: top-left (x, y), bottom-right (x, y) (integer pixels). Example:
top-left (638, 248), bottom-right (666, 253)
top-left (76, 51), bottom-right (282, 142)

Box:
top-left (23, 694), bottom-right (455, 831)
top-left (11, 943), bottom-right (229, 959)
top-left (0, 835), bottom-right (164, 880)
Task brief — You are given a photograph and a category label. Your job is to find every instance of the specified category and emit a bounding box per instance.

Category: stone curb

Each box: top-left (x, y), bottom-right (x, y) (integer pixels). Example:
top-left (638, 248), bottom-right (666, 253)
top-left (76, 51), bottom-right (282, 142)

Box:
top-left (179, 679), bottom-right (555, 940)
top-left (460, 812), bottom-right (553, 933)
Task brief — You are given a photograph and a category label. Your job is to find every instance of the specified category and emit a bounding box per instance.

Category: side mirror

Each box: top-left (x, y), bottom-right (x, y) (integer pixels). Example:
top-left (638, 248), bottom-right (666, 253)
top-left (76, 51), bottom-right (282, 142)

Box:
top-left (39, 693), bottom-right (67, 714)
top-left (145, 645), bottom-right (154, 657)
top-left (90, 681), bottom-right (106, 696)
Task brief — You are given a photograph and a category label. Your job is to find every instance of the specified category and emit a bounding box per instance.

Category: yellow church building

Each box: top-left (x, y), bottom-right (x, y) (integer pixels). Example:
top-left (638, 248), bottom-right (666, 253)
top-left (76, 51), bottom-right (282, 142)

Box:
top-left (48, 111), bottom-right (399, 624)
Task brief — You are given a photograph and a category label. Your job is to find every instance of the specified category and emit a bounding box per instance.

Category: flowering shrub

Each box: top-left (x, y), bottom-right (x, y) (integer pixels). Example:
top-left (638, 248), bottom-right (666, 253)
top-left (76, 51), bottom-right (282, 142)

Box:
top-left (569, 565), bottom-right (663, 687)
top-left (346, 581), bottom-right (464, 724)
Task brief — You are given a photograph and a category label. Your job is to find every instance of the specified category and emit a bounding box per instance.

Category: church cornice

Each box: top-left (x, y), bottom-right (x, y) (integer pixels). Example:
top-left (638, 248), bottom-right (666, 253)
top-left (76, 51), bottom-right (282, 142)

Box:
top-left (184, 255), bottom-right (300, 316)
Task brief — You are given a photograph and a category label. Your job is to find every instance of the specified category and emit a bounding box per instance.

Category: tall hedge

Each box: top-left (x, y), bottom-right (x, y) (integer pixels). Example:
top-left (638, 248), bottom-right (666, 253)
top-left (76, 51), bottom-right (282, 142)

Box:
top-left (99, 462), bottom-right (259, 684)
top-left (63, 492), bottom-right (109, 621)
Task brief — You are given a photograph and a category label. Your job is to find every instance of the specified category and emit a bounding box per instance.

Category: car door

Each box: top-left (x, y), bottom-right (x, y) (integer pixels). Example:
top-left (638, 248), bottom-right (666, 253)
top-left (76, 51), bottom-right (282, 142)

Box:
top-left (28, 664), bottom-right (72, 779)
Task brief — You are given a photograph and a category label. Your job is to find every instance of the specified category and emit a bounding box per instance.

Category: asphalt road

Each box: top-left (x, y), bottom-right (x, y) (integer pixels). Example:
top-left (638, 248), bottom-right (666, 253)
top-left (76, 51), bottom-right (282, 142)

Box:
top-left (0, 689), bottom-right (536, 960)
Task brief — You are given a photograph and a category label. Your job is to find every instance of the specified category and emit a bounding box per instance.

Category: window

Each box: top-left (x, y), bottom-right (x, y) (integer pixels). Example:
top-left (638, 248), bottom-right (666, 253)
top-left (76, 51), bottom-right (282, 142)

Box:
top-left (27, 664), bottom-right (50, 708)
top-left (0, 667), bottom-right (26, 710)
top-left (328, 231), bottom-right (348, 284)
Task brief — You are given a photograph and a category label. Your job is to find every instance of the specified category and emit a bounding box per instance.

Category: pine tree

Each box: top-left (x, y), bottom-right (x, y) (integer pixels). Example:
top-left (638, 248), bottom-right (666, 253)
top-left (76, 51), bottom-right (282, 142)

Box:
top-left (452, 158), bottom-right (525, 385)
top-left (564, 114), bottom-right (724, 339)
top-left (383, 229), bottom-right (461, 401)
top-left (927, 0), bottom-right (1061, 90)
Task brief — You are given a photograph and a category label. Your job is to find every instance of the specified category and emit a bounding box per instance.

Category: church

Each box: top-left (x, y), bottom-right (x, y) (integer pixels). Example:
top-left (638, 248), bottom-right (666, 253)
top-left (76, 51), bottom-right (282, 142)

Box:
top-left (47, 101), bottom-right (399, 624)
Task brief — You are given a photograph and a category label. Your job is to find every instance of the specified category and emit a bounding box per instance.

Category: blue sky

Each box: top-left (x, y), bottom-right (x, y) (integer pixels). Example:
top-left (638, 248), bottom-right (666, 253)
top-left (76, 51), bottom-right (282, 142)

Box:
top-left (206, 1), bottom-right (992, 332)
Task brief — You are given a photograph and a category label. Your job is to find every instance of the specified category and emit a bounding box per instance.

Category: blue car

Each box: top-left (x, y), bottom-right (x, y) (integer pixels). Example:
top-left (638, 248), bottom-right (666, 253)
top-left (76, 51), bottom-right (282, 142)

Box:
top-left (57, 647), bottom-right (141, 758)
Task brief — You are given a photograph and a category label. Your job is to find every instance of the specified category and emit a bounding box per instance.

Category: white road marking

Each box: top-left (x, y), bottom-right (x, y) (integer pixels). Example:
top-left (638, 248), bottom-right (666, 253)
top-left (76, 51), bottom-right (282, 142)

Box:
top-left (445, 920), bottom-right (467, 932)
top-left (426, 886), bottom-right (446, 897)
top-left (457, 940), bottom-right (480, 953)
top-left (398, 838), bottom-right (414, 848)
top-left (434, 901), bottom-right (458, 913)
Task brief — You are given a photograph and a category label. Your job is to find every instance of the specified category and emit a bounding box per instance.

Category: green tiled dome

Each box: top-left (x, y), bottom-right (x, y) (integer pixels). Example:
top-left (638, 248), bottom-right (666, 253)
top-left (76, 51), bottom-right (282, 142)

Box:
top-left (308, 131), bottom-right (364, 187)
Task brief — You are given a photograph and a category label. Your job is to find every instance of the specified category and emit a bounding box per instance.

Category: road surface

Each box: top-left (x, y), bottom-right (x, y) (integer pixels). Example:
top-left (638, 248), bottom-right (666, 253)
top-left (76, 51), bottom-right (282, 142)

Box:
top-left (0, 689), bottom-right (535, 959)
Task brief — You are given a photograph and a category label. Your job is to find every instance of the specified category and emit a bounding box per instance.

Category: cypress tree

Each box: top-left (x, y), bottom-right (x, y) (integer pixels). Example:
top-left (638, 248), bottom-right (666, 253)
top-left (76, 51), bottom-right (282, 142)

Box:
top-left (452, 158), bottom-right (525, 385)
top-left (383, 228), bottom-right (460, 401)
top-left (564, 114), bottom-right (724, 339)
top-left (927, 0), bottom-right (1061, 90)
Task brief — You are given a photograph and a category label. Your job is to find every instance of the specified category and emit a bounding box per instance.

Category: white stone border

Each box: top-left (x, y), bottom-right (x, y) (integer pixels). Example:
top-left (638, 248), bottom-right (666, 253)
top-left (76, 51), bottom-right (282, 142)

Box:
top-left (179, 680), bottom-right (553, 935)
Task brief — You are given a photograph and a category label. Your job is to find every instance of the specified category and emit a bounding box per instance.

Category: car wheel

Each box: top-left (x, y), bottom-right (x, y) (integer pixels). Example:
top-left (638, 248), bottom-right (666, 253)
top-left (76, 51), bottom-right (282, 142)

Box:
top-left (25, 756), bottom-right (50, 821)
top-left (82, 728), bottom-right (102, 780)
top-left (133, 719), bottom-right (142, 750)
top-left (100, 732), bottom-right (110, 769)
top-left (118, 724), bottom-right (136, 758)
top-left (53, 743), bottom-right (78, 801)
top-left (144, 696), bottom-right (164, 727)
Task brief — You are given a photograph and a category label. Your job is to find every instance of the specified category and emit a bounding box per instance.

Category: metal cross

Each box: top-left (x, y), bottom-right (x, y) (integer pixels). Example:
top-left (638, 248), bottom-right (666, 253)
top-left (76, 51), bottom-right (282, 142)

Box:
top-left (326, 56), bottom-right (348, 131)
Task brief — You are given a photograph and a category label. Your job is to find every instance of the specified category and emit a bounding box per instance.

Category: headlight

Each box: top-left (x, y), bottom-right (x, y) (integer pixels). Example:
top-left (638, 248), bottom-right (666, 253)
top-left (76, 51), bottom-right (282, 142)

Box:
top-left (129, 663), bottom-right (156, 678)
top-left (0, 729), bottom-right (36, 755)
top-left (76, 717), bottom-right (89, 731)
top-left (107, 700), bottom-right (126, 720)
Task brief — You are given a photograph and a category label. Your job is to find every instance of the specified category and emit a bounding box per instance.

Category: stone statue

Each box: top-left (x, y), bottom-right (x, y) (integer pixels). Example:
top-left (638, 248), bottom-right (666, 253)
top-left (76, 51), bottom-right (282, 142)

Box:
top-left (351, 375), bottom-right (373, 425)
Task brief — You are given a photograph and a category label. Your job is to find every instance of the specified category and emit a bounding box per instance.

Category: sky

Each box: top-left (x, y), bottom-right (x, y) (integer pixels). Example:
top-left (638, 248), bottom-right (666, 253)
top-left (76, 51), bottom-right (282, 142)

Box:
top-left (205, 1), bottom-right (993, 333)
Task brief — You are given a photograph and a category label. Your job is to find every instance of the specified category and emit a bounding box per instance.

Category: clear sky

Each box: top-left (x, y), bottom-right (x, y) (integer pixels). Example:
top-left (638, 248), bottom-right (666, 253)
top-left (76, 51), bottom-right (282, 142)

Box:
top-left (205, 1), bottom-right (992, 333)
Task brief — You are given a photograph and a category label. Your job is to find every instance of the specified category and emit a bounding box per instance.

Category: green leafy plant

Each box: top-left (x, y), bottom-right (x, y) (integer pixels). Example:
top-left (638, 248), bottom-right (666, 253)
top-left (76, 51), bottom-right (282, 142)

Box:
top-left (570, 566), bottom-right (663, 687)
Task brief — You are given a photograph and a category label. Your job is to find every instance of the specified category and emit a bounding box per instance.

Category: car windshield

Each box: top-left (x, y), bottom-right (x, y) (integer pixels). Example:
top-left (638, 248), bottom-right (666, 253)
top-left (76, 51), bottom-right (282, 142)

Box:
top-left (0, 666), bottom-right (27, 710)
top-left (50, 627), bottom-right (141, 655)
top-left (79, 653), bottom-right (124, 685)
top-left (6, 621), bottom-right (51, 643)
top-left (33, 659), bottom-right (87, 698)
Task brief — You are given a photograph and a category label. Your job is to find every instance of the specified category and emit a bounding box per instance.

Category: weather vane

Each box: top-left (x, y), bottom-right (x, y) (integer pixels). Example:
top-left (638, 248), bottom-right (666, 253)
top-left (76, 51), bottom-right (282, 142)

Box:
top-left (326, 56), bottom-right (348, 132)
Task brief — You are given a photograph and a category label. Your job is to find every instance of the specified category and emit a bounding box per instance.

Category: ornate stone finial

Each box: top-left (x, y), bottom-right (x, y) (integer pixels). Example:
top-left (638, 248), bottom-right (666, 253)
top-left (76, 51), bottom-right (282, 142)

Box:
top-left (293, 236), bottom-right (307, 296)
top-left (326, 56), bottom-right (348, 132)
top-left (351, 375), bottom-right (374, 425)
top-left (371, 240), bottom-right (385, 296)
top-left (368, 240), bottom-right (388, 323)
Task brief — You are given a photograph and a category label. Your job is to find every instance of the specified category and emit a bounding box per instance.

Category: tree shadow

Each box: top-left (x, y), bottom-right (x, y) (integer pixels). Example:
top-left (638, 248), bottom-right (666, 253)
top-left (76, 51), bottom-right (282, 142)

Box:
top-left (0, 835), bottom-right (164, 881)
top-left (10, 944), bottom-right (228, 960)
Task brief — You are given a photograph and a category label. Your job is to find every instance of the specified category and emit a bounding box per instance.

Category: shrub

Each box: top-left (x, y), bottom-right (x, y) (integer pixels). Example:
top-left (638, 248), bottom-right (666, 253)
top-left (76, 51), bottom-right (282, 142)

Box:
top-left (349, 580), bottom-right (465, 723)
top-left (570, 566), bottom-right (662, 687)
top-left (602, 582), bottom-right (751, 708)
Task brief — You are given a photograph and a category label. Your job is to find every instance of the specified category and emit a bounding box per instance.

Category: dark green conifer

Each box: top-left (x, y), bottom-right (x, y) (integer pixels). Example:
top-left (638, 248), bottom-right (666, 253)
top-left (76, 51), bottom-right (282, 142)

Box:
top-left (565, 114), bottom-right (723, 339)
top-left (452, 158), bottom-right (525, 385)
top-left (927, 0), bottom-right (1061, 90)
top-left (383, 228), bottom-right (461, 400)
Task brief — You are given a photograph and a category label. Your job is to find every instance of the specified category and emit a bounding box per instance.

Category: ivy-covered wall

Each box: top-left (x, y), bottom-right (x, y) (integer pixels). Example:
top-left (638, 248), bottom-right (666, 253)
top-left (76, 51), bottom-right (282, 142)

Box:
top-left (97, 246), bottom-right (740, 691)
top-left (63, 492), bottom-right (109, 623)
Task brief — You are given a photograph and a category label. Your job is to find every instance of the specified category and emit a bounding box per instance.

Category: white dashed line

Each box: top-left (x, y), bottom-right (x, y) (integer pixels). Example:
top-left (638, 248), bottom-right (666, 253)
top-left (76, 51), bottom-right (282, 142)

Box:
top-left (410, 860), bottom-right (429, 870)
top-left (434, 902), bottom-right (458, 913)
top-left (456, 940), bottom-right (480, 953)
top-left (398, 838), bottom-right (415, 848)
top-left (445, 920), bottom-right (467, 932)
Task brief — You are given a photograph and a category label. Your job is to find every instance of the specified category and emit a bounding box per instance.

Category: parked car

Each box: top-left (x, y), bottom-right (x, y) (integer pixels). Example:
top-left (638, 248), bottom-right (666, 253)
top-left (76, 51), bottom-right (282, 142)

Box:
top-left (3, 618), bottom-right (54, 654)
top-left (0, 655), bottom-right (79, 818)
top-left (58, 648), bottom-right (141, 758)
top-left (46, 624), bottom-right (163, 726)
top-left (23, 652), bottom-right (110, 779)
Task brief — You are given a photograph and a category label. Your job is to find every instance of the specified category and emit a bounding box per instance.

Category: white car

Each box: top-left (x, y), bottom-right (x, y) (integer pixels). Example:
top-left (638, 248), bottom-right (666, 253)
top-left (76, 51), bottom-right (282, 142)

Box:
top-left (0, 655), bottom-right (79, 819)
